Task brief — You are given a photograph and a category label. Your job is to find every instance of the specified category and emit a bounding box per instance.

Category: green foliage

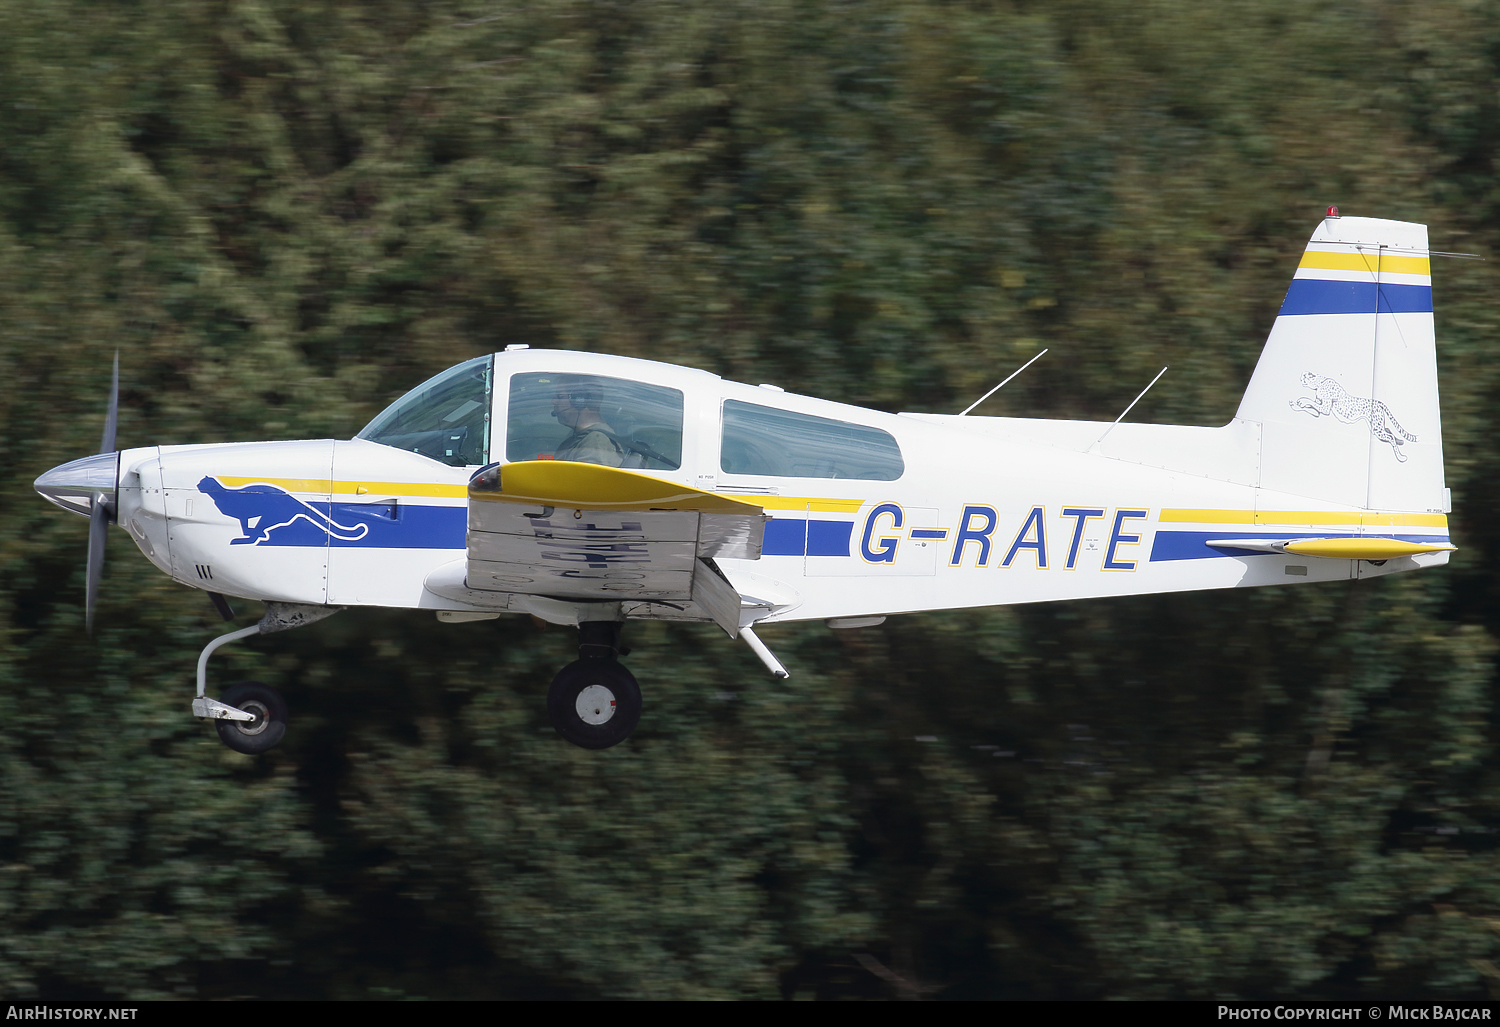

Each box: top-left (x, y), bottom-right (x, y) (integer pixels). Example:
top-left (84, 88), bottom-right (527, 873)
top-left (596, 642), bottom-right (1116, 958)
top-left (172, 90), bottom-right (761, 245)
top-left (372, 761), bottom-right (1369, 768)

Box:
top-left (3, 0), bottom-right (1500, 1000)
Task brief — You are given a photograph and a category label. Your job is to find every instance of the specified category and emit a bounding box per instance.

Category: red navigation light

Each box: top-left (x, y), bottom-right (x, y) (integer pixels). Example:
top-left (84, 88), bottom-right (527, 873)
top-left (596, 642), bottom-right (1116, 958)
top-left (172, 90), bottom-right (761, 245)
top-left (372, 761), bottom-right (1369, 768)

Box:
top-left (1326, 205), bottom-right (1340, 218)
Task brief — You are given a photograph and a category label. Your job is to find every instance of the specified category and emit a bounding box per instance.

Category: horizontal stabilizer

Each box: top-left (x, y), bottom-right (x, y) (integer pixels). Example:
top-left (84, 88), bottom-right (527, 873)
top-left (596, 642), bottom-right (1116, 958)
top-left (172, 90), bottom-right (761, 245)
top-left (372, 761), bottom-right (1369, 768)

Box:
top-left (1208, 537), bottom-right (1456, 560)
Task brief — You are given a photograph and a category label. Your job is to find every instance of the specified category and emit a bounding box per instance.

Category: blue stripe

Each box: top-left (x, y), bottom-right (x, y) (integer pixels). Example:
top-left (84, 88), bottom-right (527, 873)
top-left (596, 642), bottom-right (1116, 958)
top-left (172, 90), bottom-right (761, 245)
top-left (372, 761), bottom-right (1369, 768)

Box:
top-left (330, 502), bottom-right (466, 548)
top-left (251, 502), bottom-right (468, 549)
top-left (808, 519), bottom-right (853, 556)
top-left (1150, 530), bottom-right (1452, 563)
top-left (762, 518), bottom-right (805, 556)
top-left (909, 528), bottom-right (948, 540)
top-left (762, 518), bottom-right (853, 557)
top-left (1278, 279), bottom-right (1432, 316)
top-left (260, 504), bottom-right (852, 555)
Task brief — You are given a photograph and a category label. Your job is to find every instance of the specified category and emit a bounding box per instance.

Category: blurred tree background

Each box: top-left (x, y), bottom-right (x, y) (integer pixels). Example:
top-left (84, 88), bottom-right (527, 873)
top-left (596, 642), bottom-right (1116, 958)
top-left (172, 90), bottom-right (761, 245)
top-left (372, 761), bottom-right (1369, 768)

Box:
top-left (3, 0), bottom-right (1500, 999)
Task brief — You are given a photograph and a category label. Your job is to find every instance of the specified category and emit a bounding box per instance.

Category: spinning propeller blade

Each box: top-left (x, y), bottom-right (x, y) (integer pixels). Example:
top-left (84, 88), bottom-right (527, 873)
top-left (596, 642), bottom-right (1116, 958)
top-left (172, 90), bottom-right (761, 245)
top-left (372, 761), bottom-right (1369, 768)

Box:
top-left (86, 503), bottom-right (107, 635)
top-left (100, 351), bottom-right (118, 454)
top-left (85, 352), bottom-right (120, 635)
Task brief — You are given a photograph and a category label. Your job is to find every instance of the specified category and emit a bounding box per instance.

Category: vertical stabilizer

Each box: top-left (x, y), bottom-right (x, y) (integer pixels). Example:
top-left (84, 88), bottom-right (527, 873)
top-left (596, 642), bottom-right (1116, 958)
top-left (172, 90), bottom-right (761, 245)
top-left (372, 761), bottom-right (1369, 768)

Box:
top-left (1235, 215), bottom-right (1446, 513)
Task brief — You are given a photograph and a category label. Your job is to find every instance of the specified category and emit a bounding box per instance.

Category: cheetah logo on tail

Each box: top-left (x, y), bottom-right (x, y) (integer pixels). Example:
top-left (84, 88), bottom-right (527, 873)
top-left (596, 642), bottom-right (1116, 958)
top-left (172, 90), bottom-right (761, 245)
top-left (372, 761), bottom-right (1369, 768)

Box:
top-left (1290, 373), bottom-right (1419, 462)
top-left (197, 477), bottom-right (370, 545)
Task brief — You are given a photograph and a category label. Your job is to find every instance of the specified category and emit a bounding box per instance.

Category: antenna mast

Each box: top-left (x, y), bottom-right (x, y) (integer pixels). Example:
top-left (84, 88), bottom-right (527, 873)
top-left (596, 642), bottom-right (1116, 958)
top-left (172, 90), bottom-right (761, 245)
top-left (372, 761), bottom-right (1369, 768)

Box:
top-left (958, 348), bottom-right (1050, 416)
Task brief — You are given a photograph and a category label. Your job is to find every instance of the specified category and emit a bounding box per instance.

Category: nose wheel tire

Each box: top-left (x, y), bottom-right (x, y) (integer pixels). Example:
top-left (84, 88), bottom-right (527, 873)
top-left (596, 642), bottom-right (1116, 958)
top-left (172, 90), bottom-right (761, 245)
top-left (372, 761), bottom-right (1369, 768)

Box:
top-left (547, 659), bottom-right (642, 749)
top-left (214, 682), bottom-right (288, 755)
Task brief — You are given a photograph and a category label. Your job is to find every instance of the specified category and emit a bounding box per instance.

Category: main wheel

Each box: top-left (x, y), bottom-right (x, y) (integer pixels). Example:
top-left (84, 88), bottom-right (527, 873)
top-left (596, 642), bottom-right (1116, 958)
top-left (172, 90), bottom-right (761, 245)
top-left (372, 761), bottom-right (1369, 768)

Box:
top-left (547, 659), bottom-right (642, 749)
top-left (215, 682), bottom-right (288, 755)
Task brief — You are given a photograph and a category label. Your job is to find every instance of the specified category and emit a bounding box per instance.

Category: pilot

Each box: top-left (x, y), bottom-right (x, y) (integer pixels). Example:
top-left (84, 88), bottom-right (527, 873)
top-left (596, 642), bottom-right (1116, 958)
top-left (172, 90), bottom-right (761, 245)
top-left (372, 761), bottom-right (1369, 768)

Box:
top-left (551, 377), bottom-right (625, 466)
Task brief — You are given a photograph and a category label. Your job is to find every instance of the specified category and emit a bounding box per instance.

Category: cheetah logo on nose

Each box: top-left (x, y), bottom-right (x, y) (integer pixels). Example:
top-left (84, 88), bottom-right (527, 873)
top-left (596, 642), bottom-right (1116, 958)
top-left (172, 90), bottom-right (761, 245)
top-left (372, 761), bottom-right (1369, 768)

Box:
top-left (197, 477), bottom-right (370, 545)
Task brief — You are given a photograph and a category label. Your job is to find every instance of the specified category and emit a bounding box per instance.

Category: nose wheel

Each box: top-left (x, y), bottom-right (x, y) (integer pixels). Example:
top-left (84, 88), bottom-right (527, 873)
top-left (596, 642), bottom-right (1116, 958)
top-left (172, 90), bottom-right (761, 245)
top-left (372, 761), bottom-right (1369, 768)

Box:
top-left (548, 659), bottom-right (642, 749)
top-left (214, 681), bottom-right (288, 755)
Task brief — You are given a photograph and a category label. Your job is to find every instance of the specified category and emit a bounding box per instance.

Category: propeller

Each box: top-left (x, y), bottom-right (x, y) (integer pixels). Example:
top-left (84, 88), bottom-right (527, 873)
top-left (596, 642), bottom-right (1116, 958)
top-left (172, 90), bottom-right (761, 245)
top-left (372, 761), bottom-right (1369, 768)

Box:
top-left (85, 352), bottom-right (119, 635)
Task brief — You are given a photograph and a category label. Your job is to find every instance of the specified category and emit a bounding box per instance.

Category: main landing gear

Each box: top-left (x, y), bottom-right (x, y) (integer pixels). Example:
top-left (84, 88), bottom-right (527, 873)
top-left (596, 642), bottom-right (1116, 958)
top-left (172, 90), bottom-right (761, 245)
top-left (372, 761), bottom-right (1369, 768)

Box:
top-left (540, 617), bottom-right (786, 749)
top-left (548, 620), bottom-right (642, 750)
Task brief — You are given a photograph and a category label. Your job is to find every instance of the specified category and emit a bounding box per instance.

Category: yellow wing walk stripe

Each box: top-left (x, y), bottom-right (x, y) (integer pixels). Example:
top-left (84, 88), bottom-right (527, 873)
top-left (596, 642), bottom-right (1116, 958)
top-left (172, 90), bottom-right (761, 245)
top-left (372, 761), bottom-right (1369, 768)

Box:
top-left (217, 476), bottom-right (469, 499)
top-left (1298, 251), bottom-right (1430, 277)
top-left (1162, 508), bottom-right (1448, 529)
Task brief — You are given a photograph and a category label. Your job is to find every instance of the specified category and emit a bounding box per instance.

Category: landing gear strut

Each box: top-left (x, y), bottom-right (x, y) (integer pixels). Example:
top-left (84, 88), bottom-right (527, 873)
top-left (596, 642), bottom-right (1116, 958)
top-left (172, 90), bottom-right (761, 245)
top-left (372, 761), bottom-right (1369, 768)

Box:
top-left (191, 602), bottom-right (341, 754)
top-left (548, 620), bottom-right (642, 749)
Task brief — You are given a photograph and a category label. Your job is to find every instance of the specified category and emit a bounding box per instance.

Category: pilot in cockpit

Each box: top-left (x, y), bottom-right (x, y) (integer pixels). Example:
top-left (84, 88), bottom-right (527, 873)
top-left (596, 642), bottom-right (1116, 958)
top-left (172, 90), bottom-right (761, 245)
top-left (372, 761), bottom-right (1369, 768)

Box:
top-left (550, 376), bottom-right (626, 466)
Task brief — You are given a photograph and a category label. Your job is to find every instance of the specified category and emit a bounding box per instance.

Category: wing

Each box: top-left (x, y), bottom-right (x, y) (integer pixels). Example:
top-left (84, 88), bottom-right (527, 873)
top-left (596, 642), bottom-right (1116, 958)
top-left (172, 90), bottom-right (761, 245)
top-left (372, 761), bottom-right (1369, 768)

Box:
top-left (465, 461), bottom-right (765, 634)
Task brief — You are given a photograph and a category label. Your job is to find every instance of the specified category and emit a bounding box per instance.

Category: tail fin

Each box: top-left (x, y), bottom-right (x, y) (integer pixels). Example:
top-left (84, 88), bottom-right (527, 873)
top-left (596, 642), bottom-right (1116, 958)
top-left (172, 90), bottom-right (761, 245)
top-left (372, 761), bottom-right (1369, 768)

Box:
top-left (1235, 215), bottom-right (1447, 513)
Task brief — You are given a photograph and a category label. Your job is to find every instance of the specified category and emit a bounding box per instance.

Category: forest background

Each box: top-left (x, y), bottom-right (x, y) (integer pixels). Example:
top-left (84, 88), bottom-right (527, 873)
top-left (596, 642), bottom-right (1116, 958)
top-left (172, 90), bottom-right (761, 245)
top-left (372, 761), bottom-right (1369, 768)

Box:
top-left (4, 0), bottom-right (1500, 1000)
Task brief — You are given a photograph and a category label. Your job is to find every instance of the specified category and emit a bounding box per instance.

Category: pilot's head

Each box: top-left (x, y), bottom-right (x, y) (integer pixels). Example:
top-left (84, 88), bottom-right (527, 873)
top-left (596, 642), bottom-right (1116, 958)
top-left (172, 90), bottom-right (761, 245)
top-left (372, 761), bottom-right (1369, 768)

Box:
top-left (551, 376), bottom-right (606, 428)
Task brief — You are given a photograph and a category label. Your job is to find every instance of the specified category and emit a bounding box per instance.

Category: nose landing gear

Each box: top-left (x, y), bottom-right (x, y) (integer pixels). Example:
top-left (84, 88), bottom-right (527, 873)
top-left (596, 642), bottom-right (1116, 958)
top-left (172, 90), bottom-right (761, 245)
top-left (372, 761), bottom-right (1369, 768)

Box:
top-left (191, 602), bottom-right (342, 755)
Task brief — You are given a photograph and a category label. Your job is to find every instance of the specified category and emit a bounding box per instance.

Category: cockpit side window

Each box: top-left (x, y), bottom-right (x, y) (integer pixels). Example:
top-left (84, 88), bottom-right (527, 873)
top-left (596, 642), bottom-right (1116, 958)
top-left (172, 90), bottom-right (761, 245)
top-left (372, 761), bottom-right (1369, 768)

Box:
top-left (506, 373), bottom-right (684, 470)
top-left (356, 355), bottom-right (493, 467)
top-left (720, 400), bottom-right (904, 480)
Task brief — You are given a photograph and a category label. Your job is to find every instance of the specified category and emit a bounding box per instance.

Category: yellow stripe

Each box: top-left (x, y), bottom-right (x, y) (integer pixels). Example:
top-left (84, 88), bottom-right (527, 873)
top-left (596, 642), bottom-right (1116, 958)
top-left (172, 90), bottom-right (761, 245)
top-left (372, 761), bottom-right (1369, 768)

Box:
top-left (1299, 251), bottom-right (1430, 277)
top-left (1161, 508), bottom-right (1448, 529)
top-left (758, 496), bottom-right (865, 513)
top-left (217, 476), bottom-right (468, 499)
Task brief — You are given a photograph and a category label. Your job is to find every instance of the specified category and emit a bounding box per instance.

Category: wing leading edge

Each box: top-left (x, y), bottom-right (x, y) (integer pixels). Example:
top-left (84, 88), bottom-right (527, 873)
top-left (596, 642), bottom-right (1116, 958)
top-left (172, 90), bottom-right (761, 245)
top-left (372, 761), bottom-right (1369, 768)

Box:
top-left (464, 461), bottom-right (766, 633)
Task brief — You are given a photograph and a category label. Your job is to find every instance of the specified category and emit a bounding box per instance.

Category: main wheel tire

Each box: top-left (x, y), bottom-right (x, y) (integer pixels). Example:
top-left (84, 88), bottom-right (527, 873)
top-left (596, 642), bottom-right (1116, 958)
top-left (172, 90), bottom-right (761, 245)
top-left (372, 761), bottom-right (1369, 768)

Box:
top-left (215, 681), bottom-right (288, 755)
top-left (547, 659), bottom-right (642, 749)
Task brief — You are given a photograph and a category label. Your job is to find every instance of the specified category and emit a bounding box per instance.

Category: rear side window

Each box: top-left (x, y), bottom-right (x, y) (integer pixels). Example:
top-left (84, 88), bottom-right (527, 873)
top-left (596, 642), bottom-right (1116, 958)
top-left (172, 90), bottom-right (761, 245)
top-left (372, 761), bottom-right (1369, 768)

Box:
top-left (506, 372), bottom-right (684, 470)
top-left (720, 400), bottom-right (904, 480)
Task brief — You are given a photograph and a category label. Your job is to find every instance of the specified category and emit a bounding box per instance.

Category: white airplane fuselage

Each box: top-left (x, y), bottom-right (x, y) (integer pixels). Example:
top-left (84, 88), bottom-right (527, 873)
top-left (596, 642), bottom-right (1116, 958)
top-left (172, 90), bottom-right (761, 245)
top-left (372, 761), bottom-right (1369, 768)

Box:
top-left (106, 341), bottom-right (1450, 630)
top-left (33, 214), bottom-right (1457, 752)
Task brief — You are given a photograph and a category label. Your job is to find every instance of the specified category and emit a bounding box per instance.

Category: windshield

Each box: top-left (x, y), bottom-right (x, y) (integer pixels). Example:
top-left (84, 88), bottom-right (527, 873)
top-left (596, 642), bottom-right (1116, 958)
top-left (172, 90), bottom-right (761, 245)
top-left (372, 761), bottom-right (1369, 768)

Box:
top-left (357, 355), bottom-right (493, 466)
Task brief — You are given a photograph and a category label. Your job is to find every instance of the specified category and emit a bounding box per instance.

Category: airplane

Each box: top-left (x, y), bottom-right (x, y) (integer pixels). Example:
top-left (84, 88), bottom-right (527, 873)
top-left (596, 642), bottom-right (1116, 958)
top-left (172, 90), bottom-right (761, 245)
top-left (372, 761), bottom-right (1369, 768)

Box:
top-left (34, 211), bottom-right (1457, 754)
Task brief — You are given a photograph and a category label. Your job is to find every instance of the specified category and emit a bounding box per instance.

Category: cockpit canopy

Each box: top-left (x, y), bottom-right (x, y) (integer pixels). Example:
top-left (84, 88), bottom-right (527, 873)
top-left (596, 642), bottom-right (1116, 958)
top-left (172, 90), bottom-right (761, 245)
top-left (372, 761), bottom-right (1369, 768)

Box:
top-left (357, 350), bottom-right (904, 482)
top-left (357, 355), bottom-right (493, 467)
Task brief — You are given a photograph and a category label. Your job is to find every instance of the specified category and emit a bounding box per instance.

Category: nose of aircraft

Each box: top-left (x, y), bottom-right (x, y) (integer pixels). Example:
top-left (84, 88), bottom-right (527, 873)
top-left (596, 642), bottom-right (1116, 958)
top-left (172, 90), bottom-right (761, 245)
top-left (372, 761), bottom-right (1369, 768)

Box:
top-left (35, 451), bottom-right (120, 517)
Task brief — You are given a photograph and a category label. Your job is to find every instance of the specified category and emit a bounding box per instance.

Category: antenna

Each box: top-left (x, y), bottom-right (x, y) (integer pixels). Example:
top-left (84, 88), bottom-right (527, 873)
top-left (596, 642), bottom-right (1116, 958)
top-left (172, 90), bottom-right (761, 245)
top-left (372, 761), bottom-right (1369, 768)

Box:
top-left (958, 348), bottom-right (1049, 416)
top-left (1091, 366), bottom-right (1168, 450)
